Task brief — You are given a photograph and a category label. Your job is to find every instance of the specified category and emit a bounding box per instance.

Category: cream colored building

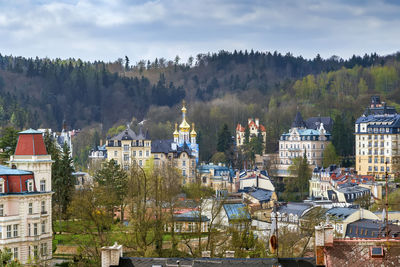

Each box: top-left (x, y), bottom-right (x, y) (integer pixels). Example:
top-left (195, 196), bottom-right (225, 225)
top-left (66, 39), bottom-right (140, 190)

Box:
top-left (355, 96), bottom-right (399, 180)
top-left (277, 112), bottom-right (332, 177)
top-left (106, 127), bottom-right (151, 170)
top-left (3, 129), bottom-right (53, 264)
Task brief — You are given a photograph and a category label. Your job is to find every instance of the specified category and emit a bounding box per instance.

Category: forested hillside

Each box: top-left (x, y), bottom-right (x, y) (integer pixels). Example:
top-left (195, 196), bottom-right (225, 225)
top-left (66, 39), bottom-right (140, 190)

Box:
top-left (1, 51), bottom-right (400, 163)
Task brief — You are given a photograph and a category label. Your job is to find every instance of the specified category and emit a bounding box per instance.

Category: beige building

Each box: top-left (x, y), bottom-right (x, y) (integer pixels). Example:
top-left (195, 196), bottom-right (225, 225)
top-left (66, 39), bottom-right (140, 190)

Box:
top-left (106, 127), bottom-right (151, 170)
top-left (3, 129), bottom-right (53, 264)
top-left (277, 112), bottom-right (332, 177)
top-left (355, 96), bottom-right (399, 180)
top-left (151, 102), bottom-right (199, 184)
top-left (236, 118), bottom-right (266, 147)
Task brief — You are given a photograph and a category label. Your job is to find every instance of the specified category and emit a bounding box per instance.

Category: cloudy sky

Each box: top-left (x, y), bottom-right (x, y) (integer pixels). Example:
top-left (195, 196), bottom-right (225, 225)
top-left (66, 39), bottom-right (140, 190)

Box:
top-left (0, 0), bottom-right (399, 63)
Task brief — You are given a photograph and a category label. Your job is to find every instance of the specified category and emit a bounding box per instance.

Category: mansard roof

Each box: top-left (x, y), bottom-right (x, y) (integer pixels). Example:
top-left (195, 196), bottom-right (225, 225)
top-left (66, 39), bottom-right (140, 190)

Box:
top-left (15, 129), bottom-right (48, 156)
top-left (110, 127), bottom-right (150, 141)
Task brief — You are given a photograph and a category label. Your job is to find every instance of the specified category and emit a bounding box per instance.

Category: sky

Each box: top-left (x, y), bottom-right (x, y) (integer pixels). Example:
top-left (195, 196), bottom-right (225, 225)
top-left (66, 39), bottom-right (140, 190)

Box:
top-left (0, 0), bottom-right (400, 63)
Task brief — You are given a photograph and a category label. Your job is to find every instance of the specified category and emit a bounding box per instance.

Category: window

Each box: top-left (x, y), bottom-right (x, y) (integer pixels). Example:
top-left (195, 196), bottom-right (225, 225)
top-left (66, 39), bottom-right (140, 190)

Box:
top-left (139, 160), bottom-right (142, 166)
top-left (0, 178), bottom-right (4, 193)
top-left (146, 150), bottom-right (149, 157)
top-left (381, 157), bottom-right (385, 163)
top-left (139, 150), bottom-right (143, 157)
top-left (40, 180), bottom-right (46, 191)
top-left (368, 157), bottom-right (372, 163)
top-left (381, 166), bottom-right (384, 172)
top-left (34, 223), bottom-right (38, 236)
top-left (374, 157), bottom-right (378, 163)
top-left (0, 204), bottom-right (3, 216)
top-left (29, 203), bottom-right (33, 214)
top-left (13, 247), bottom-right (18, 260)
top-left (182, 170), bottom-right (186, 177)
top-left (41, 201), bottom-right (46, 214)
top-left (13, 224), bottom-right (18, 237)
top-left (27, 180), bottom-right (33, 192)
top-left (123, 144), bottom-right (129, 151)
top-left (123, 154), bottom-right (129, 161)
top-left (41, 243), bottom-right (48, 256)
top-left (41, 221), bottom-right (46, 234)
top-left (6, 225), bottom-right (11, 238)
top-left (133, 151), bottom-right (136, 156)
top-left (114, 151), bottom-right (118, 157)
top-left (28, 223), bottom-right (31, 236)
top-left (33, 245), bottom-right (38, 258)
top-left (182, 160), bottom-right (186, 167)
top-left (368, 166), bottom-right (372, 171)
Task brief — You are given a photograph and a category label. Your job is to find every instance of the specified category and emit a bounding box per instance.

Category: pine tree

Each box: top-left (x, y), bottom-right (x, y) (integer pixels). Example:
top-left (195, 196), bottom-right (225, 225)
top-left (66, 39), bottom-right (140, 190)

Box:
top-left (217, 124), bottom-right (232, 152)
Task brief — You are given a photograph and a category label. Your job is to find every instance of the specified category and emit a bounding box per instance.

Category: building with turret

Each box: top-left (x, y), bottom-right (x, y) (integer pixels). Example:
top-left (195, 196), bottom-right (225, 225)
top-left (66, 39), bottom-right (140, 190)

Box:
top-left (277, 112), bottom-right (333, 177)
top-left (236, 118), bottom-right (266, 147)
top-left (2, 129), bottom-right (53, 264)
top-left (355, 96), bottom-right (400, 180)
top-left (151, 101), bottom-right (199, 184)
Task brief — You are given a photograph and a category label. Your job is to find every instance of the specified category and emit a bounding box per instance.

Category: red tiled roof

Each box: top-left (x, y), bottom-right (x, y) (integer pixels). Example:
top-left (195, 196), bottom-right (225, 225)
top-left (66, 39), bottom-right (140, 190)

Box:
top-left (14, 132), bottom-right (47, 156)
top-left (259, 125), bottom-right (266, 132)
top-left (236, 123), bottom-right (245, 132)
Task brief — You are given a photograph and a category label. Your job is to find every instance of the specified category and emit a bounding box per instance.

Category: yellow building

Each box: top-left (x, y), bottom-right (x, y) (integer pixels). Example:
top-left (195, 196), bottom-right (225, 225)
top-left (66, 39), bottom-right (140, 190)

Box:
top-left (106, 127), bottom-right (151, 170)
top-left (355, 96), bottom-right (399, 180)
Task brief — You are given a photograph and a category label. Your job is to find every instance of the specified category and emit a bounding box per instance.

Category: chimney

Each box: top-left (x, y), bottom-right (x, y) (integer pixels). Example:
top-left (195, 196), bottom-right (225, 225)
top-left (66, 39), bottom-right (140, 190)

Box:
top-left (255, 118), bottom-right (259, 127)
top-left (101, 242), bottom-right (123, 267)
top-left (315, 224), bottom-right (333, 266)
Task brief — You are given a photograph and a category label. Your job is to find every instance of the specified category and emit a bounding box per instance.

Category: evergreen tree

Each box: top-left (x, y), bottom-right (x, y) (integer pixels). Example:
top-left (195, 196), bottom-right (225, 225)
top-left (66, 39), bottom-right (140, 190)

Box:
top-left (284, 152), bottom-right (311, 201)
top-left (94, 159), bottom-right (128, 221)
top-left (217, 124), bottom-right (232, 152)
top-left (0, 127), bottom-right (18, 163)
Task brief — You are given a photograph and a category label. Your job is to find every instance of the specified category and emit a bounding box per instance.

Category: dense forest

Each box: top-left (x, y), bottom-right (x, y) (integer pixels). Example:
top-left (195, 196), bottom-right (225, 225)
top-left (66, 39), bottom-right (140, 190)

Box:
top-left (1, 51), bottom-right (400, 164)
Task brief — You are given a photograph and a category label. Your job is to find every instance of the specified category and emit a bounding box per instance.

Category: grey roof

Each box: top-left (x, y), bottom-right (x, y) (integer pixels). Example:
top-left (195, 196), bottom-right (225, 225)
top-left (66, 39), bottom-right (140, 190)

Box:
top-left (305, 117), bottom-right (333, 132)
top-left (151, 139), bottom-right (194, 157)
top-left (292, 111), bottom-right (306, 128)
top-left (223, 203), bottom-right (251, 221)
top-left (277, 203), bottom-right (313, 217)
top-left (174, 211), bottom-right (210, 222)
top-left (117, 257), bottom-right (316, 267)
top-left (18, 128), bottom-right (42, 134)
top-left (325, 207), bottom-right (358, 221)
top-left (345, 218), bottom-right (400, 238)
top-left (243, 188), bottom-right (274, 203)
top-left (0, 165), bottom-right (32, 175)
top-left (110, 127), bottom-right (150, 141)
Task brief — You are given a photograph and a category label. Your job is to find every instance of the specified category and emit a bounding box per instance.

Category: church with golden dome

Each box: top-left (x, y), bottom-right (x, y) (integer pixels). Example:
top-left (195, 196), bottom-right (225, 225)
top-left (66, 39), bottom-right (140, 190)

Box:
top-left (151, 101), bottom-right (199, 183)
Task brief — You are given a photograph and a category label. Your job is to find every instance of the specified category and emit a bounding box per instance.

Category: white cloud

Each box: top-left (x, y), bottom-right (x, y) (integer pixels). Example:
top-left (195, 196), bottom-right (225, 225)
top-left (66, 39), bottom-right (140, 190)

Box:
top-left (0, 0), bottom-right (399, 62)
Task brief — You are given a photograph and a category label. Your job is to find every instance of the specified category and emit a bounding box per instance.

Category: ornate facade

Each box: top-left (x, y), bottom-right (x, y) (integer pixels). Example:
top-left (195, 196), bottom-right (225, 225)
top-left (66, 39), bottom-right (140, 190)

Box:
top-left (277, 112), bottom-right (332, 177)
top-left (106, 127), bottom-right (151, 170)
top-left (151, 102), bottom-right (199, 184)
top-left (4, 129), bottom-right (53, 264)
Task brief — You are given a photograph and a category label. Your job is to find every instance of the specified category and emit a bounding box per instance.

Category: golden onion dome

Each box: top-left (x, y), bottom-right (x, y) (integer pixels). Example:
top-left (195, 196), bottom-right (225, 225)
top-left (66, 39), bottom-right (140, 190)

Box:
top-left (190, 123), bottom-right (197, 136)
top-left (179, 119), bottom-right (190, 131)
top-left (173, 123), bottom-right (179, 136)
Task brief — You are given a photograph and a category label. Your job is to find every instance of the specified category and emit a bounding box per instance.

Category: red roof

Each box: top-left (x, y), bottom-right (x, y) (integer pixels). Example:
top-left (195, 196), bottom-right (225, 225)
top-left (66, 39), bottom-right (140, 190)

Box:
top-left (14, 130), bottom-right (48, 156)
top-left (236, 123), bottom-right (245, 132)
top-left (259, 125), bottom-right (266, 132)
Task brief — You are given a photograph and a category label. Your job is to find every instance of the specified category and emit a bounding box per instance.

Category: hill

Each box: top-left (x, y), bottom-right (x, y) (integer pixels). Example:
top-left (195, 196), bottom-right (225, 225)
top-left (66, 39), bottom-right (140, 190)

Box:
top-left (1, 51), bottom-right (400, 162)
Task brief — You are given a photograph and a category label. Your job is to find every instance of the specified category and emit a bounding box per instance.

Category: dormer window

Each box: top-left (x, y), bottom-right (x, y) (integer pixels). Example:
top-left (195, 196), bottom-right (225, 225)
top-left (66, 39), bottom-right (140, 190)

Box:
top-left (0, 178), bottom-right (4, 193)
top-left (26, 179), bottom-right (34, 192)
